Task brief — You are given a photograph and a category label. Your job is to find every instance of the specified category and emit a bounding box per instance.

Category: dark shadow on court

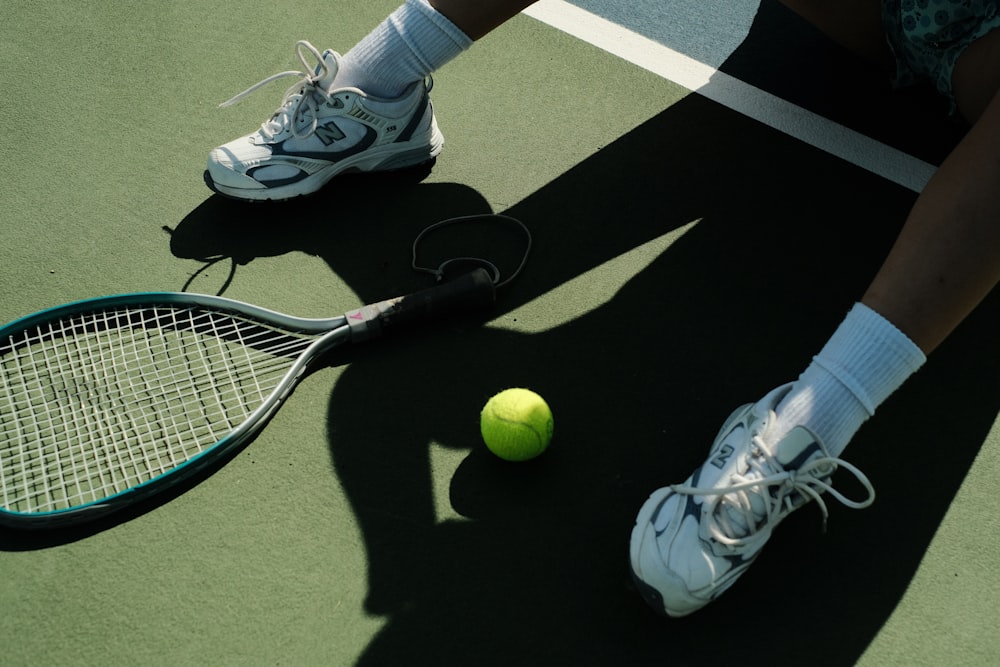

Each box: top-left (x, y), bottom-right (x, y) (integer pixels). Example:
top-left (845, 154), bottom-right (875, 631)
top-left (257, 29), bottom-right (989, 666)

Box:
top-left (8, 2), bottom-right (997, 664)
top-left (319, 95), bottom-right (997, 664)
top-left (321, 6), bottom-right (995, 664)
top-left (170, 66), bottom-right (996, 666)
top-left (167, 4), bottom-right (995, 665)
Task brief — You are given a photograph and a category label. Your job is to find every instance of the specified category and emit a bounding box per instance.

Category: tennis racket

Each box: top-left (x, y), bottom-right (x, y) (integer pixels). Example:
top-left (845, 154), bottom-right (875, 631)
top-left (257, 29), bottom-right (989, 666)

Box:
top-left (0, 269), bottom-right (495, 529)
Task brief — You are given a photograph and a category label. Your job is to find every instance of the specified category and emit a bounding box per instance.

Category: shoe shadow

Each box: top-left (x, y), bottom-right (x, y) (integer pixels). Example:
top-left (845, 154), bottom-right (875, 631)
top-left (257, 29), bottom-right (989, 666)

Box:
top-left (168, 163), bottom-right (509, 303)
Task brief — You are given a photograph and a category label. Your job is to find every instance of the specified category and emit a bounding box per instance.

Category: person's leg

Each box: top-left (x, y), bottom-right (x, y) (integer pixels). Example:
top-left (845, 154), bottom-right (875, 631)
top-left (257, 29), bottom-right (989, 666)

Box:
top-left (429, 0), bottom-right (538, 40)
top-left (864, 28), bottom-right (1000, 353)
top-left (765, 2), bottom-right (1000, 457)
top-left (747, 0), bottom-right (1000, 465)
top-left (631, 6), bottom-right (1000, 617)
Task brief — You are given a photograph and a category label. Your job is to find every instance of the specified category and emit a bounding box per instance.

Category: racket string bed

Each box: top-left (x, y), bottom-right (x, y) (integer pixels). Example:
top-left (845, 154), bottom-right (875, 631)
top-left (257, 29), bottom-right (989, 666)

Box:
top-left (0, 304), bottom-right (318, 516)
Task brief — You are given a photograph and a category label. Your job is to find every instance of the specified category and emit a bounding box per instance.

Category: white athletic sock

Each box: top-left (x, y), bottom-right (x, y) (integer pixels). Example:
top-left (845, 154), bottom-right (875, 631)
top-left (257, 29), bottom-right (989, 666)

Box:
top-left (772, 303), bottom-right (926, 457)
top-left (337, 0), bottom-right (472, 98)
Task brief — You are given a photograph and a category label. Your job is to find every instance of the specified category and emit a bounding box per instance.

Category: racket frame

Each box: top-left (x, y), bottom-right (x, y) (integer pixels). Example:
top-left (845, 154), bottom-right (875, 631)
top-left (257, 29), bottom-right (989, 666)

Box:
top-left (1, 269), bottom-right (494, 528)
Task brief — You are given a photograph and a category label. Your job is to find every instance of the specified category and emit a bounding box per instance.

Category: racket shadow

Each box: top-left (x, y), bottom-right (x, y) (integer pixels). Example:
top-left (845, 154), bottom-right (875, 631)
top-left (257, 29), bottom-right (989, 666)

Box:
top-left (0, 440), bottom-right (256, 550)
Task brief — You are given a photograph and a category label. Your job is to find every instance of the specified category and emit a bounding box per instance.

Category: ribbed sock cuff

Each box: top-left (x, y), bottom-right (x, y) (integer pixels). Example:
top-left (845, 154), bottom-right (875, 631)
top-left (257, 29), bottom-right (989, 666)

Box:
top-left (813, 303), bottom-right (926, 416)
top-left (774, 303), bottom-right (926, 456)
top-left (340, 0), bottom-right (472, 97)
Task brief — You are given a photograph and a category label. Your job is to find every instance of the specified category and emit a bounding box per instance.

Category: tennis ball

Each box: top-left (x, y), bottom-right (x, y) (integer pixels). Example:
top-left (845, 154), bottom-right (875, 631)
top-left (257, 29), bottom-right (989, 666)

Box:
top-left (480, 388), bottom-right (554, 461)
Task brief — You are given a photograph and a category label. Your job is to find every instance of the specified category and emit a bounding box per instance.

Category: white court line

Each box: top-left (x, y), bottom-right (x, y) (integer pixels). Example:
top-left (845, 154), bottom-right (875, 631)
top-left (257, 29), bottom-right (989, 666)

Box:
top-left (523, 0), bottom-right (936, 193)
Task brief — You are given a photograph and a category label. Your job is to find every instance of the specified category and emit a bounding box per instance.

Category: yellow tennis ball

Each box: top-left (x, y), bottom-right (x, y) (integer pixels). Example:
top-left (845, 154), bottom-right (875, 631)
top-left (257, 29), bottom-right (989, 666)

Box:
top-left (480, 388), bottom-right (554, 461)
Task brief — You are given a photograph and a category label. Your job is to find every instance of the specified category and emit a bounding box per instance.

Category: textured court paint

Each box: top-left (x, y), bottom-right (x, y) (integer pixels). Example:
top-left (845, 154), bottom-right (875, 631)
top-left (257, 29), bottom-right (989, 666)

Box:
top-left (1, 2), bottom-right (998, 666)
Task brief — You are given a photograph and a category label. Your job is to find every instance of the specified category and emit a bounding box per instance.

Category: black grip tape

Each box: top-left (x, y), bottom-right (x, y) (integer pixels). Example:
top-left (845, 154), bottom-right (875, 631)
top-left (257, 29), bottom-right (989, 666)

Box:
top-left (345, 268), bottom-right (495, 342)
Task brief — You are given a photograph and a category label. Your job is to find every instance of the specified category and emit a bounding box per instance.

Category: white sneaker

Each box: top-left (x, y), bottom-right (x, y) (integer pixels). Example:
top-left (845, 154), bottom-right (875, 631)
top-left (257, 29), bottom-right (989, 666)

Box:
top-left (205, 40), bottom-right (443, 201)
top-left (629, 384), bottom-right (876, 617)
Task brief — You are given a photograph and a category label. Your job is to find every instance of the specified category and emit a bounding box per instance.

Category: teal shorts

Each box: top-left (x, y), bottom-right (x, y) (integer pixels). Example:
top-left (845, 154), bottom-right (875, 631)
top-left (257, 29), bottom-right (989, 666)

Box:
top-left (883, 0), bottom-right (1000, 103)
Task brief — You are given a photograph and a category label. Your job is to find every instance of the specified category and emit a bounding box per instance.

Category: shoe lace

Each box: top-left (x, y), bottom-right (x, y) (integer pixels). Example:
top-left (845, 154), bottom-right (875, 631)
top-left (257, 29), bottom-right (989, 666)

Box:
top-left (671, 435), bottom-right (876, 548)
top-left (218, 40), bottom-right (336, 141)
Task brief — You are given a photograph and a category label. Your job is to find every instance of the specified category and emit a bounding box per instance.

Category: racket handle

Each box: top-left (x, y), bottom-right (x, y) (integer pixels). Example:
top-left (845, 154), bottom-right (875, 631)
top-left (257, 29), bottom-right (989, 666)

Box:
top-left (345, 268), bottom-right (496, 341)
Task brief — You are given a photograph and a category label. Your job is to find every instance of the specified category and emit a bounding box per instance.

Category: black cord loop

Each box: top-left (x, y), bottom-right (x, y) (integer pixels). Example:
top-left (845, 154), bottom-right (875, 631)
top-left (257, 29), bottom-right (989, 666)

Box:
top-left (411, 214), bottom-right (532, 288)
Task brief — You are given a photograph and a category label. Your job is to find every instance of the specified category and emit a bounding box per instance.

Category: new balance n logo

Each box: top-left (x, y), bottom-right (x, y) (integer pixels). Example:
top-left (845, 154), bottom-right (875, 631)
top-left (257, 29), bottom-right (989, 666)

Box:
top-left (315, 121), bottom-right (346, 146)
top-left (710, 444), bottom-right (735, 469)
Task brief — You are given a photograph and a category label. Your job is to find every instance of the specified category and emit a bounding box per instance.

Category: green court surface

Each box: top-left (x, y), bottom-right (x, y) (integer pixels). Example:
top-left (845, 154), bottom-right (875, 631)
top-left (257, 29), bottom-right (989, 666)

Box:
top-left (2, 1), bottom-right (999, 665)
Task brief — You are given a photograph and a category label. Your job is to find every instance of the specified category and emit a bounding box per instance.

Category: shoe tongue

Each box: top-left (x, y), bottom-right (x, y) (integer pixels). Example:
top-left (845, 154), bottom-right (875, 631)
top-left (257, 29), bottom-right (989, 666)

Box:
top-left (770, 426), bottom-right (824, 471)
top-left (314, 49), bottom-right (341, 90)
top-left (716, 427), bottom-right (823, 539)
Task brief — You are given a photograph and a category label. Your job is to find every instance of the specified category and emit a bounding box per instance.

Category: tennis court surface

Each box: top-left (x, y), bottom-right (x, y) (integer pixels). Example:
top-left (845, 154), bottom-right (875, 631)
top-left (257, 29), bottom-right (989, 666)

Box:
top-left (2, 1), bottom-right (998, 664)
